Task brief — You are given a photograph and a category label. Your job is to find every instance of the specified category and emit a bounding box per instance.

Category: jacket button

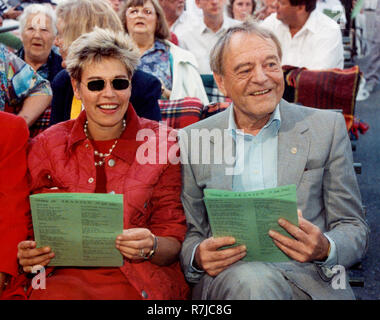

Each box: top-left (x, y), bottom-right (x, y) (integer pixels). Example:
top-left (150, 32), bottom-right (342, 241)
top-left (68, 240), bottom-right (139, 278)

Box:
top-left (108, 159), bottom-right (115, 167)
top-left (141, 290), bottom-right (148, 299)
top-left (88, 177), bottom-right (94, 184)
top-left (144, 202), bottom-right (148, 209)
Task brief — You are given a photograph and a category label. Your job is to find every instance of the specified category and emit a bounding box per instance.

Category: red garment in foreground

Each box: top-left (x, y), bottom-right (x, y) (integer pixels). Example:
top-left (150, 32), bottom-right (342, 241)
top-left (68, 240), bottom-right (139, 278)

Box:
top-left (23, 105), bottom-right (189, 300)
top-left (28, 140), bottom-right (141, 300)
top-left (0, 112), bottom-right (30, 298)
top-left (29, 268), bottom-right (142, 300)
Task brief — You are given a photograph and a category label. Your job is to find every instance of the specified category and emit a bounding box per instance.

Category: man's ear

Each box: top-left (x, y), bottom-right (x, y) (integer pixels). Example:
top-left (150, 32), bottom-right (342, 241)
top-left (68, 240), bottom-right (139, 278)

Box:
top-left (213, 72), bottom-right (227, 97)
top-left (296, 3), bottom-right (306, 13)
top-left (71, 78), bottom-right (82, 100)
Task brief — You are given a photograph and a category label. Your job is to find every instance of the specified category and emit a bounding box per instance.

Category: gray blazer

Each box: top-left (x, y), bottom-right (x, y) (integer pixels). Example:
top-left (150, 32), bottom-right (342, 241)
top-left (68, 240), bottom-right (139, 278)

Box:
top-left (179, 99), bottom-right (369, 299)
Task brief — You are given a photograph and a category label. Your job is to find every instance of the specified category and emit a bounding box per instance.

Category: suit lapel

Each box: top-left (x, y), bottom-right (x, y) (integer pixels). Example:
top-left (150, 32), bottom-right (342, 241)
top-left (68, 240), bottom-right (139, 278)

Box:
top-left (207, 106), bottom-right (235, 191)
top-left (205, 102), bottom-right (310, 190)
top-left (277, 101), bottom-right (310, 187)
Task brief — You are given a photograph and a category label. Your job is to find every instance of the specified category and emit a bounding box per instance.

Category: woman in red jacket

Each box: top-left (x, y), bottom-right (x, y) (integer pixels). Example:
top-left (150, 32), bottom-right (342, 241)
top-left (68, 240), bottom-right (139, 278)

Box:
top-left (0, 112), bottom-right (29, 299)
top-left (16, 28), bottom-right (189, 300)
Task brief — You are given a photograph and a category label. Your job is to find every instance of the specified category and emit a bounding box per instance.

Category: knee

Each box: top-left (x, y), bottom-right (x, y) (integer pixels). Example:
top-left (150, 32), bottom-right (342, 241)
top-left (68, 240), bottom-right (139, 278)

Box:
top-left (209, 262), bottom-right (293, 300)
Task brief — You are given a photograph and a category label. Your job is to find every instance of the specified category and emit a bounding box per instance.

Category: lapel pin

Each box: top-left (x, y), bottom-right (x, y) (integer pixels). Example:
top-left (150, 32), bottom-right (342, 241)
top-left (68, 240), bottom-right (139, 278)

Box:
top-left (291, 147), bottom-right (297, 154)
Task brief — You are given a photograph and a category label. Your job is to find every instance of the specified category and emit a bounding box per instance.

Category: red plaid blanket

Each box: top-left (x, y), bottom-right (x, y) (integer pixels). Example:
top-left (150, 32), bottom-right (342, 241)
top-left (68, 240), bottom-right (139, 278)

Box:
top-left (283, 65), bottom-right (360, 116)
top-left (159, 97), bottom-right (204, 129)
top-left (282, 65), bottom-right (369, 135)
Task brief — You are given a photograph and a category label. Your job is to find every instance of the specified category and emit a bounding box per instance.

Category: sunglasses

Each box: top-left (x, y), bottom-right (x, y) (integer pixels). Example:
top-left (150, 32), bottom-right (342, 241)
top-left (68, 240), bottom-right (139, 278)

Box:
top-left (85, 78), bottom-right (130, 91)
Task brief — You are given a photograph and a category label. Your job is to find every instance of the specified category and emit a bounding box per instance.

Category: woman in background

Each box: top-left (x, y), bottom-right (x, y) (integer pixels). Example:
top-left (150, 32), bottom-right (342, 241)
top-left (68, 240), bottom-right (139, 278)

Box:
top-left (50, 0), bottom-right (162, 126)
top-left (227, 0), bottom-right (256, 21)
top-left (120, 0), bottom-right (209, 104)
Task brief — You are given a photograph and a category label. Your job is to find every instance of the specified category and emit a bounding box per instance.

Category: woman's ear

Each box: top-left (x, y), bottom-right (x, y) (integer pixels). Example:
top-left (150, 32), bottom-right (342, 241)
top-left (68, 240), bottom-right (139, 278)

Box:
top-left (71, 78), bottom-right (82, 100)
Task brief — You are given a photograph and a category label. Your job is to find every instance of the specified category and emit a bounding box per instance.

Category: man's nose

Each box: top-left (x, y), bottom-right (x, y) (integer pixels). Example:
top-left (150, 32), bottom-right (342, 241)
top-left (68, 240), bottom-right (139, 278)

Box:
top-left (251, 66), bottom-right (269, 83)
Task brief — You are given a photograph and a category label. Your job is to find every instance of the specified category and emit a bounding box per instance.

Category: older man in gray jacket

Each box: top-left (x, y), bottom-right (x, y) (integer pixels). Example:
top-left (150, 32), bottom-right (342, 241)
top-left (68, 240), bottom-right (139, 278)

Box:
top-left (178, 21), bottom-right (368, 300)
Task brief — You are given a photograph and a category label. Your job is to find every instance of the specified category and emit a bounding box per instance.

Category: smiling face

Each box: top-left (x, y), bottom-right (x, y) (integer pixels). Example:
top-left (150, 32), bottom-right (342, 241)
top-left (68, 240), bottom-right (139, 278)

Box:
top-left (71, 57), bottom-right (131, 140)
top-left (125, 0), bottom-right (157, 38)
top-left (214, 32), bottom-right (284, 132)
top-left (21, 13), bottom-right (55, 65)
top-left (232, 0), bottom-right (253, 21)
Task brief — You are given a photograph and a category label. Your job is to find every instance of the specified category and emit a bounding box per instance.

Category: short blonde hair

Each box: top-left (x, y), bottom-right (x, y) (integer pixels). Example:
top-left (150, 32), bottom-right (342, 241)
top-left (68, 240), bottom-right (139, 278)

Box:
top-left (56, 0), bottom-right (124, 53)
top-left (66, 27), bottom-right (140, 82)
top-left (120, 0), bottom-right (170, 40)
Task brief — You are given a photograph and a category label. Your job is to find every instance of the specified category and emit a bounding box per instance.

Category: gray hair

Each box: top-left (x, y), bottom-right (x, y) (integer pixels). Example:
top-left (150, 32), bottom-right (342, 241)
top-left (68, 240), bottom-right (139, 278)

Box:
top-left (210, 19), bottom-right (283, 75)
top-left (19, 4), bottom-right (57, 35)
top-left (66, 27), bottom-right (140, 82)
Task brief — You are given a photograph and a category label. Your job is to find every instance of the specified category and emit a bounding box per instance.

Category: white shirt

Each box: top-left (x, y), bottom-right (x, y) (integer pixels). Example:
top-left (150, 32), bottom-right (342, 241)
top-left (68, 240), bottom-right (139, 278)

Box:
top-left (170, 11), bottom-right (195, 37)
top-left (316, 0), bottom-right (347, 26)
top-left (261, 10), bottom-right (344, 70)
top-left (178, 16), bottom-right (241, 74)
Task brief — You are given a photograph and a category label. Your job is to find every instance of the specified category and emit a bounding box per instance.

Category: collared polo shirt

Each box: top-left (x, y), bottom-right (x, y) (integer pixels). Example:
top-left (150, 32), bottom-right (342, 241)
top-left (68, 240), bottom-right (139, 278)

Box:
top-left (228, 104), bottom-right (281, 192)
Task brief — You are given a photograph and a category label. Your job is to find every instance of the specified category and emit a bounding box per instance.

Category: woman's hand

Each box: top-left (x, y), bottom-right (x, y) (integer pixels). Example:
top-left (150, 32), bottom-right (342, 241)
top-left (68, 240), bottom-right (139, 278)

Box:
top-left (115, 228), bottom-right (155, 261)
top-left (17, 241), bottom-right (55, 273)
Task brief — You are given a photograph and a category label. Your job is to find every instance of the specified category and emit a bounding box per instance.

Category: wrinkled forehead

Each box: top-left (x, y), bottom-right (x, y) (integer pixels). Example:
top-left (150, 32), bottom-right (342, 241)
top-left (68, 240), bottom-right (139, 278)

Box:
top-left (225, 31), bottom-right (282, 61)
top-left (25, 13), bottom-right (53, 28)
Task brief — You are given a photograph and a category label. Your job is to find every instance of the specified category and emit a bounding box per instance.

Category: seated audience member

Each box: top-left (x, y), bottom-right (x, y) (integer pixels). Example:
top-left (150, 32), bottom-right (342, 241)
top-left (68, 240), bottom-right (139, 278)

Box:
top-left (254, 0), bottom-right (277, 20)
top-left (107, 0), bottom-right (124, 12)
top-left (261, 0), bottom-right (344, 69)
top-left (159, 0), bottom-right (194, 36)
top-left (0, 2), bottom-right (23, 51)
top-left (179, 21), bottom-right (368, 300)
top-left (362, 0), bottom-right (380, 94)
top-left (17, 4), bottom-right (63, 137)
top-left (0, 112), bottom-right (29, 299)
top-left (50, 0), bottom-right (162, 125)
top-left (227, 0), bottom-right (256, 21)
top-left (0, 44), bottom-right (52, 126)
top-left (17, 27), bottom-right (189, 300)
top-left (316, 0), bottom-right (346, 25)
top-left (178, 0), bottom-right (240, 75)
top-left (120, 0), bottom-right (209, 104)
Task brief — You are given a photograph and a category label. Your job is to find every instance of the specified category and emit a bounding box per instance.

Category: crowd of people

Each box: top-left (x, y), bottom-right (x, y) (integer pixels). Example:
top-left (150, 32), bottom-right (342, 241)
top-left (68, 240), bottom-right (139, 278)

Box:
top-left (0, 0), bottom-right (373, 300)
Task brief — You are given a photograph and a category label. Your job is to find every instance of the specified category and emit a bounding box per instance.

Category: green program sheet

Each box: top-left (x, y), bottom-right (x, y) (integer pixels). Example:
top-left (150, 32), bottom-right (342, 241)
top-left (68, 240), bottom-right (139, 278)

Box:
top-left (204, 185), bottom-right (298, 262)
top-left (30, 193), bottom-right (124, 267)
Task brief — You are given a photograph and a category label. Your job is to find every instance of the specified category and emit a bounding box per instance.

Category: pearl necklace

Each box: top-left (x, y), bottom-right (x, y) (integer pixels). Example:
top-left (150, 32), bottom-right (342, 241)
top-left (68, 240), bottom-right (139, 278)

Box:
top-left (83, 119), bottom-right (126, 167)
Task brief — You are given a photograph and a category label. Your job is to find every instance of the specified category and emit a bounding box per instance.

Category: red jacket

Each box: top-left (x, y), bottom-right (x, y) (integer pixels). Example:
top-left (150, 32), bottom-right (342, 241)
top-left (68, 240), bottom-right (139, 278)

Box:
top-left (26, 105), bottom-right (190, 300)
top-left (0, 112), bottom-right (29, 278)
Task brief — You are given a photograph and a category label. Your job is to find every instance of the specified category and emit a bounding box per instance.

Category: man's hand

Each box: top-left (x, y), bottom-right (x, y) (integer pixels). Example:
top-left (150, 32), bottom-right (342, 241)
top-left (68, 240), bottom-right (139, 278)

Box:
top-left (3, 7), bottom-right (22, 20)
top-left (17, 241), bottom-right (55, 273)
top-left (195, 237), bottom-right (246, 277)
top-left (269, 210), bottom-right (330, 263)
